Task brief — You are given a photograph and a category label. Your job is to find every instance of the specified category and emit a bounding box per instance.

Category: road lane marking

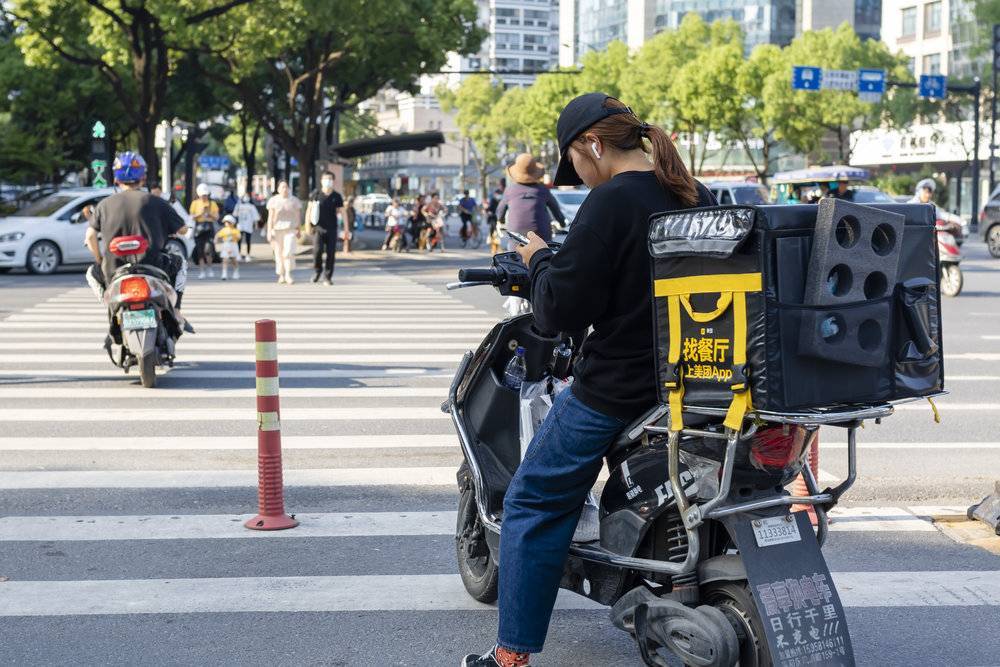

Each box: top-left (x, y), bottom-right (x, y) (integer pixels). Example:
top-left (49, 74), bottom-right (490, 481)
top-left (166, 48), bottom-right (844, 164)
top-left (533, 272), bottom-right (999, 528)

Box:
top-left (821, 442), bottom-right (1000, 449)
top-left (0, 387), bottom-right (450, 399)
top-left (0, 342), bottom-right (479, 351)
top-left (0, 434), bottom-right (457, 451)
top-left (24, 308), bottom-right (487, 316)
top-left (0, 507), bottom-right (941, 541)
top-left (0, 354), bottom-right (464, 364)
top-left (894, 402), bottom-right (1000, 411)
top-left (943, 353), bottom-right (1000, 361)
top-left (0, 331), bottom-right (481, 341)
top-left (0, 467), bottom-right (463, 489)
top-left (0, 322), bottom-right (489, 331)
top-left (0, 407), bottom-right (450, 422)
top-left (0, 466), bottom-right (607, 489)
top-left (3, 315), bottom-right (494, 324)
top-left (0, 369), bottom-right (454, 379)
top-left (0, 572), bottom-right (996, 616)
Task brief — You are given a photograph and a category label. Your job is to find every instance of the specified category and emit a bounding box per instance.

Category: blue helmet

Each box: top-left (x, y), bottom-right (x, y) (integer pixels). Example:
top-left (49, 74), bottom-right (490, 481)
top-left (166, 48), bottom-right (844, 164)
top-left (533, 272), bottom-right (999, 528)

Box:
top-left (113, 151), bottom-right (147, 184)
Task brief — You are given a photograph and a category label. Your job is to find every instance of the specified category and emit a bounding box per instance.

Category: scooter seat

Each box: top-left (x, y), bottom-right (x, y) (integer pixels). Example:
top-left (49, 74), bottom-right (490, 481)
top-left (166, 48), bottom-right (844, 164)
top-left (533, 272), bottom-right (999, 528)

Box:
top-left (607, 404), bottom-right (669, 460)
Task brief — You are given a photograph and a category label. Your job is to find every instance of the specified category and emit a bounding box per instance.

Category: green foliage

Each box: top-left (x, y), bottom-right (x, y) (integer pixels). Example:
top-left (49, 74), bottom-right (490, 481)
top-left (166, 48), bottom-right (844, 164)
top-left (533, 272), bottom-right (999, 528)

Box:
top-left (0, 22), bottom-right (127, 183)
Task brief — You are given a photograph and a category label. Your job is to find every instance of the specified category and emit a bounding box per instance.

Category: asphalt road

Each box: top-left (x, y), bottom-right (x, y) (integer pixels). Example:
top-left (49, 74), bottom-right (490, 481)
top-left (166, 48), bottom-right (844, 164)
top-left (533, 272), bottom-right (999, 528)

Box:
top-left (0, 233), bottom-right (998, 666)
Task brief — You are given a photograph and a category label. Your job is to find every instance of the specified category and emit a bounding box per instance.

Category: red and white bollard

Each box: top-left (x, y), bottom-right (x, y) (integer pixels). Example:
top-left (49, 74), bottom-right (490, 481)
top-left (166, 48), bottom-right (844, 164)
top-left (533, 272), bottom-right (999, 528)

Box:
top-left (791, 435), bottom-right (822, 527)
top-left (245, 319), bottom-right (298, 531)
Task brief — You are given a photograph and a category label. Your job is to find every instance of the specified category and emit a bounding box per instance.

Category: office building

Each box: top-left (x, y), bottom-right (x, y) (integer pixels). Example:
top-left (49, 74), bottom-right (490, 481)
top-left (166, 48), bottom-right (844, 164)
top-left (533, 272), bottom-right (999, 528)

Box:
top-left (449, 0), bottom-right (561, 88)
top-left (797, 1), bottom-right (882, 41)
top-left (881, 0), bottom-right (953, 77)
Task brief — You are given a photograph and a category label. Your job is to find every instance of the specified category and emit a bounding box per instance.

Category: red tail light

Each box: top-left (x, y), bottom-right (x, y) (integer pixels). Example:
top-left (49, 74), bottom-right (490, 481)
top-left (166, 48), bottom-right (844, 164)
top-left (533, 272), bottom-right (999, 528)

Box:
top-left (980, 210), bottom-right (987, 222)
top-left (749, 425), bottom-right (813, 471)
top-left (119, 276), bottom-right (150, 303)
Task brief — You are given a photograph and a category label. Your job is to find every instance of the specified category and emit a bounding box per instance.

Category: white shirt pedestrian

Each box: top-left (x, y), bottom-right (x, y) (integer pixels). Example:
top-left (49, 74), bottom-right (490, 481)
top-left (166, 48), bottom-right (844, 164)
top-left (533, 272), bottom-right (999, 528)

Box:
top-left (266, 183), bottom-right (302, 284)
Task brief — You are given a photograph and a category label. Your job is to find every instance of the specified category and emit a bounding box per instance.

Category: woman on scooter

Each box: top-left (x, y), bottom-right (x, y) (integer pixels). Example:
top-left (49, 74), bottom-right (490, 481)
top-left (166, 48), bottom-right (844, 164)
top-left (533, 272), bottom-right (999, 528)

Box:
top-left (463, 93), bottom-right (715, 667)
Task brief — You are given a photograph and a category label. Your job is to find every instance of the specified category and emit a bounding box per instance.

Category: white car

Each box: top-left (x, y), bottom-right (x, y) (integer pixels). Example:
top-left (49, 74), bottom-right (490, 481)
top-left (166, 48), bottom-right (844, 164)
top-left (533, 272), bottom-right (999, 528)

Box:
top-left (0, 188), bottom-right (193, 274)
top-left (551, 188), bottom-right (590, 232)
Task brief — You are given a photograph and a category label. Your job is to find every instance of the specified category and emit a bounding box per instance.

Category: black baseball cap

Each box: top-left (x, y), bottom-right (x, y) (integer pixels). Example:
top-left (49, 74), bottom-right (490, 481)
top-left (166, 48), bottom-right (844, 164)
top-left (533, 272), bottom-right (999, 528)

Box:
top-left (553, 92), bottom-right (633, 186)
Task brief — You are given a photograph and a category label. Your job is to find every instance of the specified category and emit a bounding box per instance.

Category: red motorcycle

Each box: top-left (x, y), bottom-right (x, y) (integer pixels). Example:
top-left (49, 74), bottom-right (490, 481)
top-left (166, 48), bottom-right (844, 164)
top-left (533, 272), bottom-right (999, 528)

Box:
top-left (936, 212), bottom-right (963, 297)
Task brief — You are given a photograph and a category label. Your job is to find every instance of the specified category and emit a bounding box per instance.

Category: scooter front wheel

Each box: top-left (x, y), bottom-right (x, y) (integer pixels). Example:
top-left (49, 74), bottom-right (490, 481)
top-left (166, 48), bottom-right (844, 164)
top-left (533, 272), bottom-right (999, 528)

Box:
top-left (456, 484), bottom-right (498, 603)
top-left (702, 581), bottom-right (770, 667)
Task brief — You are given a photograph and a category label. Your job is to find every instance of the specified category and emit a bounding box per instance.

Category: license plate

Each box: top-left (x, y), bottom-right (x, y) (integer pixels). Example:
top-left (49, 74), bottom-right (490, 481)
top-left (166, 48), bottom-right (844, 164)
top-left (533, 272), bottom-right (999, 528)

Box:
top-left (751, 515), bottom-right (802, 548)
top-left (122, 308), bottom-right (157, 330)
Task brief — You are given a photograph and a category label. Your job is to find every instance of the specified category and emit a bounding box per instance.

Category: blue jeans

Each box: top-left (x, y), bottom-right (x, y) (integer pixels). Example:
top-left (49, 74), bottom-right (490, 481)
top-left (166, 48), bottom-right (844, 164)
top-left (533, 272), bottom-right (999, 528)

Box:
top-left (497, 389), bottom-right (626, 653)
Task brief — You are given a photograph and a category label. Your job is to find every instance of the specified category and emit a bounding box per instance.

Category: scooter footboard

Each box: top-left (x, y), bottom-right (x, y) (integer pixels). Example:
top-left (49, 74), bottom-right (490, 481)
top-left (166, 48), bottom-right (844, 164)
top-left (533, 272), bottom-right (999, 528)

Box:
top-left (721, 511), bottom-right (855, 667)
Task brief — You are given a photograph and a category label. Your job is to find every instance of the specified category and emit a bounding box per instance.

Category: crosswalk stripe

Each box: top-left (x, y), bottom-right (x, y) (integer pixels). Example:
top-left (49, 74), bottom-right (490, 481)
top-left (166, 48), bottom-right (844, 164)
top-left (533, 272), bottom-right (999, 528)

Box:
top-left (22, 307), bottom-right (486, 316)
top-left (0, 575), bottom-right (600, 616)
top-left (0, 368), bottom-right (453, 378)
top-left (0, 467), bottom-right (462, 489)
top-left (0, 387), bottom-right (449, 399)
top-left (0, 571), bottom-right (996, 616)
top-left (822, 442), bottom-right (1000, 449)
top-left (0, 407), bottom-right (449, 422)
top-left (0, 353), bottom-right (463, 364)
top-left (0, 434), bottom-right (456, 451)
top-left (0, 331), bottom-right (481, 341)
top-left (0, 341), bottom-right (478, 351)
top-left (0, 507), bottom-right (945, 542)
top-left (3, 315), bottom-right (493, 324)
top-left (0, 322), bottom-right (487, 330)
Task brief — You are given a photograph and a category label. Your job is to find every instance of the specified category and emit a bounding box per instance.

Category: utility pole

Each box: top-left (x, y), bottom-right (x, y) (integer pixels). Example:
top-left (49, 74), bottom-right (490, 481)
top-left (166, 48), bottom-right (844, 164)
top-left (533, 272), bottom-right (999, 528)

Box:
top-left (991, 25), bottom-right (1000, 198)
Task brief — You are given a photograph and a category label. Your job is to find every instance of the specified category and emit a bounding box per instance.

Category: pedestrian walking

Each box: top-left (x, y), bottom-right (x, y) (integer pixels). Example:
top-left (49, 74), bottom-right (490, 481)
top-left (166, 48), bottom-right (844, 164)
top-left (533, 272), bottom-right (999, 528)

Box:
top-left (307, 171), bottom-right (343, 285)
top-left (189, 183), bottom-right (220, 278)
top-left (486, 186), bottom-right (504, 254)
top-left (266, 181), bottom-right (302, 285)
top-left (496, 154), bottom-right (565, 250)
top-left (214, 215), bottom-right (242, 280)
top-left (233, 193), bottom-right (260, 262)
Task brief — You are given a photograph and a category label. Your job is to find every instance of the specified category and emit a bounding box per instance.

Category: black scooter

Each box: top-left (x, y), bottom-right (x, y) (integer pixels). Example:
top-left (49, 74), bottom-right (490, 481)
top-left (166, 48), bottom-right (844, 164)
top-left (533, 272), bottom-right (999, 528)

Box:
top-left (444, 249), bottom-right (885, 667)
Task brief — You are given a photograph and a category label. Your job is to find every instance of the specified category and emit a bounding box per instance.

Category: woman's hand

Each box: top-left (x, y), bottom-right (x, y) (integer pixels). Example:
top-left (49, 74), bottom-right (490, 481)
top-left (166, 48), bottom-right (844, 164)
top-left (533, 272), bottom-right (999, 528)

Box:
top-left (515, 231), bottom-right (548, 265)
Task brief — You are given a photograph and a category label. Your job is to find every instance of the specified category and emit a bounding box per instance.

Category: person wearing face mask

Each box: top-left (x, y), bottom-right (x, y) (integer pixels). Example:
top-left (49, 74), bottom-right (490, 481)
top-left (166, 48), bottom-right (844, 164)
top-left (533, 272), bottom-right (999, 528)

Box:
top-left (462, 93), bottom-right (715, 667)
top-left (233, 192), bottom-right (261, 262)
top-left (308, 171), bottom-right (344, 284)
top-left (266, 181), bottom-right (303, 284)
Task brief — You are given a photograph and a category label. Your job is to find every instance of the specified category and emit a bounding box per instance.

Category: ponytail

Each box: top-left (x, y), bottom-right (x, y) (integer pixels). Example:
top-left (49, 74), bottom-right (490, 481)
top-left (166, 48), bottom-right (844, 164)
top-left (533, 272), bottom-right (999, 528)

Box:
top-left (580, 97), bottom-right (700, 207)
top-left (644, 125), bottom-right (699, 207)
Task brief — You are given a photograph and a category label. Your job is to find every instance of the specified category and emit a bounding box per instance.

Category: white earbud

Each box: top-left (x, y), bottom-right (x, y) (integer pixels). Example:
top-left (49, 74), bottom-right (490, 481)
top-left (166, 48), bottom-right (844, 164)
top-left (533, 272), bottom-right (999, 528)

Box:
top-left (591, 142), bottom-right (601, 159)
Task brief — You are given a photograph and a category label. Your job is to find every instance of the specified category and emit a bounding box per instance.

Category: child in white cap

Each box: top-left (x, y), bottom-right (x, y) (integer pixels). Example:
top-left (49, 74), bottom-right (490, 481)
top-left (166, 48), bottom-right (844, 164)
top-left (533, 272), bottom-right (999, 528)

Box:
top-left (215, 215), bottom-right (242, 280)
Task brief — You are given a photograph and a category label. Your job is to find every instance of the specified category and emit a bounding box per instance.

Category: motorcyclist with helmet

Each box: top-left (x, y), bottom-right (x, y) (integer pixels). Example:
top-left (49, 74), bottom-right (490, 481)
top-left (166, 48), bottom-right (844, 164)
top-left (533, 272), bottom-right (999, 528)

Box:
top-left (84, 152), bottom-right (189, 309)
top-left (911, 178), bottom-right (936, 205)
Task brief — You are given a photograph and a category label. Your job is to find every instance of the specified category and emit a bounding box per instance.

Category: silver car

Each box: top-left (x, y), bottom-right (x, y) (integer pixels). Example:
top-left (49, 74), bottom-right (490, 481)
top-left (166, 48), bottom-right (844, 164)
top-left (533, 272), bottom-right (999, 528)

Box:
top-left (550, 188), bottom-right (590, 232)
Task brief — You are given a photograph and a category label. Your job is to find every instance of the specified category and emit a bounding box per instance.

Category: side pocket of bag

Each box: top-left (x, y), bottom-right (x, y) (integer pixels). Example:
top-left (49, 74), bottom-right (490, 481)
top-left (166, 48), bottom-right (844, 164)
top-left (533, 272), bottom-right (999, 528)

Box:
top-left (893, 278), bottom-right (943, 396)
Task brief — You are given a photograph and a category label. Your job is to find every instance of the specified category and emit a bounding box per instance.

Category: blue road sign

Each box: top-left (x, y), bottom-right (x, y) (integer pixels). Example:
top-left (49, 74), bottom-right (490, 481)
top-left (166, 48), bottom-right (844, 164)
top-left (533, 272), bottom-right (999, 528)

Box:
top-left (858, 69), bottom-right (886, 94)
top-left (919, 74), bottom-right (947, 100)
top-left (198, 155), bottom-right (231, 170)
top-left (792, 66), bottom-right (822, 91)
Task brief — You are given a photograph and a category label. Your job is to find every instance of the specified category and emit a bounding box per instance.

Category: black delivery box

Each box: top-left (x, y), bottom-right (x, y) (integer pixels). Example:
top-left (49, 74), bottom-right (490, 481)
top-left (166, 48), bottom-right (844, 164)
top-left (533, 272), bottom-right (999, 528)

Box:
top-left (648, 203), bottom-right (943, 415)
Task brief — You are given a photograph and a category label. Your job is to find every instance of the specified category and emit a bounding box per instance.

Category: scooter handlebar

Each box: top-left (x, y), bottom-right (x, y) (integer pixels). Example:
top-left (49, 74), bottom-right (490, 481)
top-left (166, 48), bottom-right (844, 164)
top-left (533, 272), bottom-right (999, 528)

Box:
top-left (458, 268), bottom-right (500, 284)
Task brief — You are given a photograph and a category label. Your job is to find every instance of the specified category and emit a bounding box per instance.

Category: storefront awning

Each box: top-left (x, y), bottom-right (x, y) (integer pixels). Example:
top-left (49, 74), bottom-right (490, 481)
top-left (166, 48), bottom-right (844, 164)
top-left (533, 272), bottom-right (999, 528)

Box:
top-left (331, 131), bottom-right (445, 159)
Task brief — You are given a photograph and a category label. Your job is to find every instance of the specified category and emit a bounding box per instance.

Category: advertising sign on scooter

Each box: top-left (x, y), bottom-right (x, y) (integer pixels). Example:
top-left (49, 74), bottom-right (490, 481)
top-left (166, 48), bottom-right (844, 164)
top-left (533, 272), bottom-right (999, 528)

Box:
top-left (730, 512), bottom-right (855, 667)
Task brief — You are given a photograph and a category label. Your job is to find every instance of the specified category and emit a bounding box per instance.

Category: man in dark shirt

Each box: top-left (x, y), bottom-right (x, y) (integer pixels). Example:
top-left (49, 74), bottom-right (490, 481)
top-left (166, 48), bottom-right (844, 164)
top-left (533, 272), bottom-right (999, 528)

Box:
top-left (309, 171), bottom-right (344, 285)
top-left (457, 189), bottom-right (477, 242)
top-left (85, 152), bottom-right (187, 302)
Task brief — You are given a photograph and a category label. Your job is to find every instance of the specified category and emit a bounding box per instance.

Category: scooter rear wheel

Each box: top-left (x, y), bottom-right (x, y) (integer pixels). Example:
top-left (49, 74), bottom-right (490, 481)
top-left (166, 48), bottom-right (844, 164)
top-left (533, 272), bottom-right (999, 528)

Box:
top-left (456, 484), bottom-right (498, 603)
top-left (940, 263), bottom-right (963, 297)
top-left (139, 354), bottom-right (156, 388)
top-left (702, 581), bottom-right (770, 667)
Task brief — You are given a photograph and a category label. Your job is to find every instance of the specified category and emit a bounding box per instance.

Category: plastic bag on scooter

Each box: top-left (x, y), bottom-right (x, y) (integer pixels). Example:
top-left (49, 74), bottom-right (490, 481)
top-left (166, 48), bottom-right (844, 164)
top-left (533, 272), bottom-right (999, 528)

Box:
top-left (518, 376), bottom-right (572, 459)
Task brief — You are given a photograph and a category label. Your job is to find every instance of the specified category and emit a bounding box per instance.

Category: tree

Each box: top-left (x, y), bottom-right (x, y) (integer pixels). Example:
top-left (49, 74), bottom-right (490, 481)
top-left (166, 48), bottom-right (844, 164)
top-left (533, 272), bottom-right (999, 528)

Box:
top-left (767, 24), bottom-right (914, 163)
top-left (621, 14), bottom-right (743, 173)
top-left (7, 0), bottom-right (257, 184)
top-left (576, 40), bottom-right (629, 99)
top-left (223, 110), bottom-right (264, 190)
top-left (0, 18), bottom-right (129, 183)
top-left (438, 76), bottom-right (505, 197)
top-left (204, 0), bottom-right (484, 202)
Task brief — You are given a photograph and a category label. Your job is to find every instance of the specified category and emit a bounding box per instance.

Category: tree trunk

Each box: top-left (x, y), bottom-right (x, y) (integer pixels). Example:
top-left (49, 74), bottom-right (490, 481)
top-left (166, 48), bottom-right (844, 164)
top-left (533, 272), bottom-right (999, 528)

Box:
top-left (296, 146), bottom-right (312, 205)
top-left (137, 119), bottom-right (159, 185)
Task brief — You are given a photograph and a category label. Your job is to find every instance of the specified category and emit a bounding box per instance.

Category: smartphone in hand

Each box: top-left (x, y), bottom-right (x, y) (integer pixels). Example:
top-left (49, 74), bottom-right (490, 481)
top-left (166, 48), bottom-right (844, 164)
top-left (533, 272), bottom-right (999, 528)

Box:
top-left (505, 230), bottom-right (530, 246)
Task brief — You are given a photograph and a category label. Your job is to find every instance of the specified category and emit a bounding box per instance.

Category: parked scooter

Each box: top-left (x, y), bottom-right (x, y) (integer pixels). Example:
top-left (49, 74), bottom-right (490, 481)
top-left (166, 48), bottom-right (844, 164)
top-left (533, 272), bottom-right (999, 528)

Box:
top-left (936, 214), bottom-right (963, 297)
top-left (445, 249), bottom-right (885, 667)
top-left (101, 235), bottom-right (186, 387)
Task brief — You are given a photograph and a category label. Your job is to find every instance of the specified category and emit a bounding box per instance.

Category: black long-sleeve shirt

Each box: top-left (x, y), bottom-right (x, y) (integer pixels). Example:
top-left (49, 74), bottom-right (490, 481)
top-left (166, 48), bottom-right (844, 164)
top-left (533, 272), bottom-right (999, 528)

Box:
top-left (528, 170), bottom-right (715, 421)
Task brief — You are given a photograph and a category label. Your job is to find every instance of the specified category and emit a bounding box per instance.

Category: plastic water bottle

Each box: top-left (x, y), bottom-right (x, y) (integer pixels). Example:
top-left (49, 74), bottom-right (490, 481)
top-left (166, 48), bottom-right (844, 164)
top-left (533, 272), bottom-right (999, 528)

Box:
top-left (503, 346), bottom-right (527, 390)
